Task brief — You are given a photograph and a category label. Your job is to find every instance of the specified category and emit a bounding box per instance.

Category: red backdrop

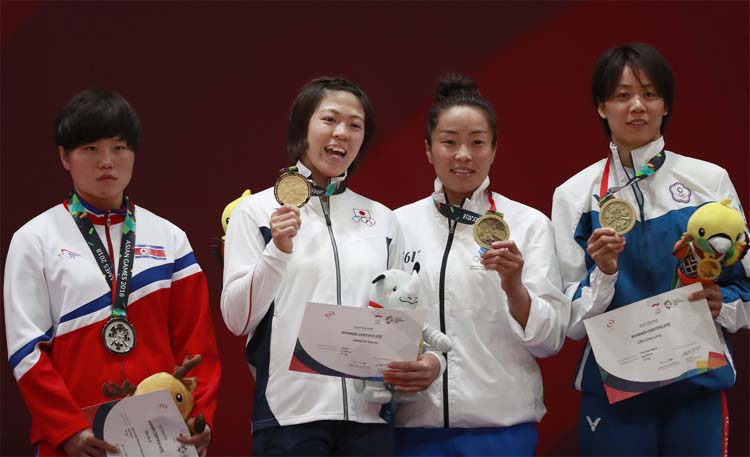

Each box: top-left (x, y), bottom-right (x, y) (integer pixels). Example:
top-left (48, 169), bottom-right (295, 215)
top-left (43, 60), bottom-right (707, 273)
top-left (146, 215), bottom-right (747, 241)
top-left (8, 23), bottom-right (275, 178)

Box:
top-left (2, 2), bottom-right (748, 456)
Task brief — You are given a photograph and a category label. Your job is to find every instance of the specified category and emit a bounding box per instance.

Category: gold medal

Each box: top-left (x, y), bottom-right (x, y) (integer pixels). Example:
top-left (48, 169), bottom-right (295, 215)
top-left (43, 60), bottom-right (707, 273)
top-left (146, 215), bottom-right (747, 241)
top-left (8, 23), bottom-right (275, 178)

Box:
top-left (473, 213), bottom-right (510, 249)
top-left (697, 257), bottom-right (722, 280)
top-left (274, 171), bottom-right (311, 207)
top-left (599, 197), bottom-right (636, 235)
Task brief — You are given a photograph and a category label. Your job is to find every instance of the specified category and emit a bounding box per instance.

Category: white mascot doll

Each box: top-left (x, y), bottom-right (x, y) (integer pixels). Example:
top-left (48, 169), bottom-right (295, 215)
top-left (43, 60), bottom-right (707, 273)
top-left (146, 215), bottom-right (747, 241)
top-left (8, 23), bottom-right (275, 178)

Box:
top-left (354, 263), bottom-right (452, 403)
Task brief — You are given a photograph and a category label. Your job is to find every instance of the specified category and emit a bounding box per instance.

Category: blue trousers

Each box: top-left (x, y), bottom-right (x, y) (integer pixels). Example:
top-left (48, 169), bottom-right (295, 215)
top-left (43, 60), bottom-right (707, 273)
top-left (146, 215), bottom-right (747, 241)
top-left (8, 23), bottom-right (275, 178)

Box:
top-left (252, 420), bottom-right (394, 456)
top-left (579, 390), bottom-right (728, 456)
top-left (395, 422), bottom-right (537, 457)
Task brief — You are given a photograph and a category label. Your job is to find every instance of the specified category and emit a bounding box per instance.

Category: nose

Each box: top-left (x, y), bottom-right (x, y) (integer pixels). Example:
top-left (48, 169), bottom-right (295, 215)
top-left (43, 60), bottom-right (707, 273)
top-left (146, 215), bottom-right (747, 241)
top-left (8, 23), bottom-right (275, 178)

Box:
top-left (333, 122), bottom-right (348, 140)
top-left (98, 147), bottom-right (115, 168)
top-left (629, 95), bottom-right (645, 112)
top-left (455, 145), bottom-right (471, 160)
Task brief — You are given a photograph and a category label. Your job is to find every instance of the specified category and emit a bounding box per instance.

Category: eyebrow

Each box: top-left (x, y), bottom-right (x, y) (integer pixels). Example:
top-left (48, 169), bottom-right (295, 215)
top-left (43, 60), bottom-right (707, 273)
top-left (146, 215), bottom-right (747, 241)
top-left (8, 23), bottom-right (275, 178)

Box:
top-left (438, 129), bottom-right (489, 135)
top-left (319, 108), bottom-right (364, 121)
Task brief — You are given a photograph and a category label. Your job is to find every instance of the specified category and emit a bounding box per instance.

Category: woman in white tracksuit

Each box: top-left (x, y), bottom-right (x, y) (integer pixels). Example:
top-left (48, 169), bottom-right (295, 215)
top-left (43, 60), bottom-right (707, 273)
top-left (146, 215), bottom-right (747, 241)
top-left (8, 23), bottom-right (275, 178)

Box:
top-left (221, 77), bottom-right (438, 456)
top-left (387, 75), bottom-right (570, 456)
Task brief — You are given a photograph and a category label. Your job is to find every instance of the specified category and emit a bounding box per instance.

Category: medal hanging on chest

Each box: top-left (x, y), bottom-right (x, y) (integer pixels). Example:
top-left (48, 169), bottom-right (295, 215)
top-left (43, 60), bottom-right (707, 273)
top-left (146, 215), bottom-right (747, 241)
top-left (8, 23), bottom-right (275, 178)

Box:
top-left (67, 192), bottom-right (137, 355)
top-left (273, 165), bottom-right (347, 207)
top-left (434, 189), bottom-right (510, 251)
top-left (595, 149), bottom-right (665, 235)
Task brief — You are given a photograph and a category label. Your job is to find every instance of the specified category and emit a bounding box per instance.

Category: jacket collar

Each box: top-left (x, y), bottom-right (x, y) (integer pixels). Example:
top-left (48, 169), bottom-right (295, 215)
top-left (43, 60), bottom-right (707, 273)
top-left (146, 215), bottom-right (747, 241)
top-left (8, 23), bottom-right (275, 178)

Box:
top-left (296, 160), bottom-right (348, 187)
top-left (431, 176), bottom-right (491, 213)
top-left (64, 194), bottom-right (127, 225)
top-left (609, 136), bottom-right (665, 175)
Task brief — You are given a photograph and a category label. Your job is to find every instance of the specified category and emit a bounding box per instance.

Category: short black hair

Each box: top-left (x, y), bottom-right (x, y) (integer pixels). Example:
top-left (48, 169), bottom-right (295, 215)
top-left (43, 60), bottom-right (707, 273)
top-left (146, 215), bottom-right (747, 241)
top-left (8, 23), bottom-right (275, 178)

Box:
top-left (54, 89), bottom-right (141, 152)
top-left (426, 74), bottom-right (497, 147)
top-left (592, 42), bottom-right (674, 137)
top-left (287, 76), bottom-right (375, 175)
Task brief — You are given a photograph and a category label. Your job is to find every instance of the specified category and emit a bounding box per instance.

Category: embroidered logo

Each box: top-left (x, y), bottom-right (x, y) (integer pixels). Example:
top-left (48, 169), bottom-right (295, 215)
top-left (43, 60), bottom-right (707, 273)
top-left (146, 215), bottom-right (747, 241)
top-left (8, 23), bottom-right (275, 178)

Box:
top-left (352, 208), bottom-right (375, 226)
top-left (669, 182), bottom-right (691, 203)
top-left (134, 244), bottom-right (166, 260)
top-left (59, 249), bottom-right (82, 259)
top-left (586, 416), bottom-right (602, 432)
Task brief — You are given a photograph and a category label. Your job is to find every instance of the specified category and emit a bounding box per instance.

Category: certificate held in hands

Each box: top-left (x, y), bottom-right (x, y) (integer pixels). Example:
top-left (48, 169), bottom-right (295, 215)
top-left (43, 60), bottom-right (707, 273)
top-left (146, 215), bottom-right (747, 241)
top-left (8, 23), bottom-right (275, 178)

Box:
top-left (290, 302), bottom-right (427, 379)
top-left (83, 389), bottom-right (198, 457)
top-left (583, 283), bottom-right (728, 404)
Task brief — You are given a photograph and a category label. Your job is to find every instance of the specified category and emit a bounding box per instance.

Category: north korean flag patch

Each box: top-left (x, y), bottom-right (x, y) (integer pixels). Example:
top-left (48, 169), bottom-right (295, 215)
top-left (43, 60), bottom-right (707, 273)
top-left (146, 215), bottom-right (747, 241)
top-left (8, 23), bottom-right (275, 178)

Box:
top-left (135, 244), bottom-right (167, 260)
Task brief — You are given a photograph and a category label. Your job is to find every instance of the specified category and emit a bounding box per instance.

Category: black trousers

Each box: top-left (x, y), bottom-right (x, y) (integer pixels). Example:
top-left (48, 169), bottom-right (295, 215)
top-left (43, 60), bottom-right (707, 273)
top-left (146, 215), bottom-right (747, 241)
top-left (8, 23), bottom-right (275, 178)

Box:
top-left (253, 420), bottom-right (395, 456)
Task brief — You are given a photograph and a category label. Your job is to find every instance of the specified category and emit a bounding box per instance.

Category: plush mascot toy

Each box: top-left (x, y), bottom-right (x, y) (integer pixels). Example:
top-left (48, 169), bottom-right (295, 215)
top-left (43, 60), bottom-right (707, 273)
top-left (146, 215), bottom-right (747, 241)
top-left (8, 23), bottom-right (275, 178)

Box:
top-left (354, 263), bottom-right (452, 404)
top-left (673, 198), bottom-right (749, 286)
top-left (103, 354), bottom-right (206, 434)
top-left (211, 190), bottom-right (251, 263)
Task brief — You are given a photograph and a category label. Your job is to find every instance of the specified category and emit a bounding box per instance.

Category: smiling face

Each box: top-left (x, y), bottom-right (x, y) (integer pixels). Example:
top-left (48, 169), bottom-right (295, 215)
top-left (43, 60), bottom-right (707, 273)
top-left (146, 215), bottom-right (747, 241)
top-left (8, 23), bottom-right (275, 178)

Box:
top-left (59, 137), bottom-right (134, 210)
top-left (598, 65), bottom-right (668, 157)
top-left (300, 90), bottom-right (365, 187)
top-left (427, 105), bottom-right (496, 205)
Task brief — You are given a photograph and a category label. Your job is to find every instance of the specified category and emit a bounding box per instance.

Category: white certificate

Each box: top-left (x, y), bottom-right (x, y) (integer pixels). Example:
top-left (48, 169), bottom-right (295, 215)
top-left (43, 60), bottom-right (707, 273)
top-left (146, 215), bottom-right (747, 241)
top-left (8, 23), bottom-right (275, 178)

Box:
top-left (289, 302), bottom-right (427, 379)
top-left (583, 283), bottom-right (728, 403)
top-left (83, 389), bottom-right (198, 457)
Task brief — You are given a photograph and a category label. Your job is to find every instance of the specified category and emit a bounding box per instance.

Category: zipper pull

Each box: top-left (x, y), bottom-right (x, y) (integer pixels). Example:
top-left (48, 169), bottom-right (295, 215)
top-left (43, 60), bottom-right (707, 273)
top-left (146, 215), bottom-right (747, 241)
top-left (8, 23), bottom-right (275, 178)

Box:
top-left (449, 221), bottom-right (456, 234)
top-left (106, 213), bottom-right (111, 228)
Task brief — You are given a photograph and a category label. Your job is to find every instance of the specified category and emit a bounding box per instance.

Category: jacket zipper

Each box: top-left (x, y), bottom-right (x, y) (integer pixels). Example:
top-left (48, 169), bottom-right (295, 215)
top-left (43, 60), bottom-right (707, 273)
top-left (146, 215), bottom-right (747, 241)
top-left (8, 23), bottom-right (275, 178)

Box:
top-left (104, 213), bottom-right (127, 381)
top-left (321, 198), bottom-right (348, 420)
top-left (438, 219), bottom-right (456, 428)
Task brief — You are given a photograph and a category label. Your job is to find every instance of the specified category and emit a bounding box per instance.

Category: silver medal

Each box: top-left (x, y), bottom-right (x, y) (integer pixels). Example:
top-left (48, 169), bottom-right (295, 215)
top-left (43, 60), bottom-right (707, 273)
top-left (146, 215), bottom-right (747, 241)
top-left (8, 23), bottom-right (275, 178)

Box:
top-left (102, 318), bottom-right (136, 355)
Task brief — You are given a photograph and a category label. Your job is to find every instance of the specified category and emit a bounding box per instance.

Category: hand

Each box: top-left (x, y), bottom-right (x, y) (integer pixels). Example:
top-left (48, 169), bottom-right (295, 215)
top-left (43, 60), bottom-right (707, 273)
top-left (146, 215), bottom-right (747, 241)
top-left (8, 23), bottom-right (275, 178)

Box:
top-left (689, 283), bottom-right (723, 319)
top-left (587, 228), bottom-right (626, 275)
top-left (177, 425), bottom-right (212, 457)
top-left (382, 353), bottom-right (441, 394)
top-left (480, 240), bottom-right (524, 294)
top-left (270, 205), bottom-right (301, 253)
top-left (482, 240), bottom-right (531, 327)
top-left (62, 428), bottom-right (119, 456)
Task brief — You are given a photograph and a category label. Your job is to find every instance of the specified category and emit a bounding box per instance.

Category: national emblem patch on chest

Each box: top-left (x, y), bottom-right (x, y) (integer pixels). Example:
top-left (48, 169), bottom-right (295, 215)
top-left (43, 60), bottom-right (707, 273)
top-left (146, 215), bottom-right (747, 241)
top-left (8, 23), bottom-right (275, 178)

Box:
top-left (134, 244), bottom-right (167, 260)
top-left (669, 181), bottom-right (692, 203)
top-left (352, 208), bottom-right (376, 226)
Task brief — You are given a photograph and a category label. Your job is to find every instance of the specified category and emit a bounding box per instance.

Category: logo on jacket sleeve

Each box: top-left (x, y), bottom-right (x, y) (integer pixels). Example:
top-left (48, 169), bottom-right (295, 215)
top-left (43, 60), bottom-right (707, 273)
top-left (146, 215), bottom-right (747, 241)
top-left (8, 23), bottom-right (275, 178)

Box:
top-left (352, 208), bottom-right (376, 226)
top-left (135, 244), bottom-right (167, 260)
top-left (669, 182), bottom-right (691, 203)
top-left (59, 249), bottom-right (82, 259)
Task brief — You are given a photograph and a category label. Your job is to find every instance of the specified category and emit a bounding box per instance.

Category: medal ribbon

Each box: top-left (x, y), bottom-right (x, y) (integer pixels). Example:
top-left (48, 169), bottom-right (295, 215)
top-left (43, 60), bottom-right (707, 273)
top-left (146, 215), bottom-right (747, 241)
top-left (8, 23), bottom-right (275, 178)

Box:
top-left (280, 166), bottom-right (347, 197)
top-left (597, 148), bottom-right (665, 204)
top-left (433, 190), bottom-right (501, 225)
top-left (67, 192), bottom-right (136, 319)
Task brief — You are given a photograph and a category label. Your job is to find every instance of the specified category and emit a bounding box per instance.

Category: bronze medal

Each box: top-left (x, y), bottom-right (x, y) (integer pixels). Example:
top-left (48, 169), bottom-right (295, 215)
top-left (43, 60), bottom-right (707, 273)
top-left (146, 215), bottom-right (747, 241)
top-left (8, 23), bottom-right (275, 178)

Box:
top-left (697, 257), bottom-right (722, 281)
top-left (274, 171), bottom-right (311, 207)
top-left (599, 197), bottom-right (636, 235)
top-left (473, 213), bottom-right (510, 249)
top-left (101, 317), bottom-right (136, 355)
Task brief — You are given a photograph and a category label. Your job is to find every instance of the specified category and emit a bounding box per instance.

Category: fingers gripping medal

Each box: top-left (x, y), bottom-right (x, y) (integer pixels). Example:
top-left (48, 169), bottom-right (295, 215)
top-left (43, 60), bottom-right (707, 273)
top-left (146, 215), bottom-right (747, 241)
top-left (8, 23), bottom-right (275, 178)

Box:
top-left (274, 168), bottom-right (311, 207)
top-left (473, 212), bottom-right (510, 250)
top-left (598, 197), bottom-right (636, 235)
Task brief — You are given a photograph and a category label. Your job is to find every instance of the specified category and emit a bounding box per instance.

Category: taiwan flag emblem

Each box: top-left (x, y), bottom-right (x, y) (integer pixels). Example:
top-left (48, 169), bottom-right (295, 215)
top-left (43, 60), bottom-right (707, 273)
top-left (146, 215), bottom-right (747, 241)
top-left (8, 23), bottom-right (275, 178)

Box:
top-left (134, 244), bottom-right (167, 260)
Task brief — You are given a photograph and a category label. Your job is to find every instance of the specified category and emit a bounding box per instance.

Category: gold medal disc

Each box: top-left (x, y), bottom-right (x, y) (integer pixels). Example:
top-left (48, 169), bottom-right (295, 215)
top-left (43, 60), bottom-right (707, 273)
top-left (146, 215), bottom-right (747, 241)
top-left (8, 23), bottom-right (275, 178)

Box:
top-left (473, 213), bottom-right (510, 249)
top-left (274, 172), bottom-right (311, 207)
top-left (599, 198), bottom-right (636, 235)
top-left (697, 257), bottom-right (722, 281)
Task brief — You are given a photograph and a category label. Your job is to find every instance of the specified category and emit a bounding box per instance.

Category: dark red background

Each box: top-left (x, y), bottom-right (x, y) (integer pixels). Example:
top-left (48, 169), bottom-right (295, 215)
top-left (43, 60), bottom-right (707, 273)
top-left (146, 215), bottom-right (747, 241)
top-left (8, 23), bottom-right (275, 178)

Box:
top-left (2, 2), bottom-right (748, 456)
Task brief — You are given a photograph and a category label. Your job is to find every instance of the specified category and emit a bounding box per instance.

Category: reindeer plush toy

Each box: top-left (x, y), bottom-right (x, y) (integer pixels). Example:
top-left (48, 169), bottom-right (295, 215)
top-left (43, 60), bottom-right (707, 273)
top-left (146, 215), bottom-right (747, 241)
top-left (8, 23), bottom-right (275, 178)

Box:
top-left (103, 354), bottom-right (206, 434)
top-left (354, 263), bottom-right (452, 404)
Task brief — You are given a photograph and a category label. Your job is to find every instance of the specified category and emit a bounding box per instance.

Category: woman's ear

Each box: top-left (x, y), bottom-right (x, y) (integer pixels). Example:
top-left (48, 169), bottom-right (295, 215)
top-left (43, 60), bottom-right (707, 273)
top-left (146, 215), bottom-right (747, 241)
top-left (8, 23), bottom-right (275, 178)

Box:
top-left (59, 146), bottom-right (71, 171)
top-left (425, 140), bottom-right (434, 165)
top-left (597, 103), bottom-right (607, 119)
